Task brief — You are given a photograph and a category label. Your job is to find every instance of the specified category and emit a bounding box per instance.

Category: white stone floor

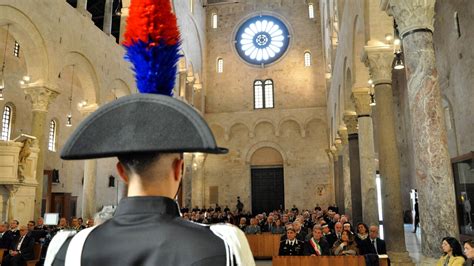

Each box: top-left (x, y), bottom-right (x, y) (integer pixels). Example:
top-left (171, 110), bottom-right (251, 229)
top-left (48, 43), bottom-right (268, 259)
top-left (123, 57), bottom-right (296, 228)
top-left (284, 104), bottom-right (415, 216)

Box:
top-left (255, 224), bottom-right (437, 266)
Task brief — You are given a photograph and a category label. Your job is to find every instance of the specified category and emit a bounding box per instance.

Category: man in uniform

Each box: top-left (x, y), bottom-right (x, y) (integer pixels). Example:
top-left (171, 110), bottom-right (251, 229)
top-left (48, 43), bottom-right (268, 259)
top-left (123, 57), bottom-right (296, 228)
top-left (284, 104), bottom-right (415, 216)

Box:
top-left (278, 227), bottom-right (304, 256)
top-left (44, 0), bottom-right (254, 264)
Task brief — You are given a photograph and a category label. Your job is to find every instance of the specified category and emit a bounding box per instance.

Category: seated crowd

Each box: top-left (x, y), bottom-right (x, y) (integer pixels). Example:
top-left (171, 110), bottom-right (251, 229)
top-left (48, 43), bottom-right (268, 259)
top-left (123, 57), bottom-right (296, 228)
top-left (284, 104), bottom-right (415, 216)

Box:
top-left (181, 203), bottom-right (474, 265)
top-left (0, 217), bottom-right (94, 266)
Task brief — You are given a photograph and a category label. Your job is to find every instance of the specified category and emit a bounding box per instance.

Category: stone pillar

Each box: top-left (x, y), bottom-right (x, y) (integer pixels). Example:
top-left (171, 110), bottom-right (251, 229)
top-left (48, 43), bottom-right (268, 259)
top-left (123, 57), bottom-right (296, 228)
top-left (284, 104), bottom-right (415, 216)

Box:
top-left (103, 0), bottom-right (113, 35)
top-left (343, 112), bottom-right (363, 224)
top-left (337, 128), bottom-right (352, 217)
top-left (386, 0), bottom-right (459, 257)
top-left (182, 153), bottom-right (194, 208)
top-left (352, 88), bottom-right (379, 227)
top-left (118, 0), bottom-right (130, 44)
top-left (186, 74), bottom-right (195, 104)
top-left (79, 104), bottom-right (99, 220)
top-left (76, 0), bottom-right (92, 18)
top-left (364, 45), bottom-right (412, 264)
top-left (24, 86), bottom-right (59, 220)
top-left (191, 153), bottom-right (207, 208)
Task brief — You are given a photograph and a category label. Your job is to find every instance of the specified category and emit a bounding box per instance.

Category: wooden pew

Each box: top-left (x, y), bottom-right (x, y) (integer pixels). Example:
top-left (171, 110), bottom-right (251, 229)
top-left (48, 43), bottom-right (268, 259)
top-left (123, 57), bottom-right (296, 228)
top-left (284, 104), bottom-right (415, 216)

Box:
top-left (0, 248), bottom-right (7, 264)
top-left (246, 233), bottom-right (281, 258)
top-left (272, 256), bottom-right (389, 266)
top-left (26, 243), bottom-right (42, 266)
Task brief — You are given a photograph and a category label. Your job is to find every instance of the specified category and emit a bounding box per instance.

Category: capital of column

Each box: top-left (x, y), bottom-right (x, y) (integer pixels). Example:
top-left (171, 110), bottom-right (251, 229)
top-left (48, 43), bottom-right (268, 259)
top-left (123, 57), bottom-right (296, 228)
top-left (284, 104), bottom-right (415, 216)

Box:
top-left (343, 111), bottom-right (358, 135)
top-left (79, 103), bottom-right (99, 116)
top-left (352, 88), bottom-right (372, 116)
top-left (383, 0), bottom-right (435, 38)
top-left (337, 127), bottom-right (348, 145)
top-left (193, 83), bottom-right (202, 91)
top-left (24, 86), bottom-right (59, 112)
top-left (334, 137), bottom-right (343, 154)
top-left (363, 44), bottom-right (394, 85)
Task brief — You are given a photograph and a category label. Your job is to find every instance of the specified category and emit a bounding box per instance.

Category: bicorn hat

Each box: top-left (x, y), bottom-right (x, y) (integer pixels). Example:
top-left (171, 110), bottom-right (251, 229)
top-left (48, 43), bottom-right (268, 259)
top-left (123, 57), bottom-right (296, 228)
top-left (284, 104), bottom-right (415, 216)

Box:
top-left (61, 0), bottom-right (227, 160)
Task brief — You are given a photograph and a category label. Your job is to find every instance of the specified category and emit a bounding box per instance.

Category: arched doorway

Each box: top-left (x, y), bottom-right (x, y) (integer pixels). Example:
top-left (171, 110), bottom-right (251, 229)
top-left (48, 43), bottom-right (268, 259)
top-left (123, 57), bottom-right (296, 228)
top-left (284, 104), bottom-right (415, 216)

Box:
top-left (250, 147), bottom-right (284, 214)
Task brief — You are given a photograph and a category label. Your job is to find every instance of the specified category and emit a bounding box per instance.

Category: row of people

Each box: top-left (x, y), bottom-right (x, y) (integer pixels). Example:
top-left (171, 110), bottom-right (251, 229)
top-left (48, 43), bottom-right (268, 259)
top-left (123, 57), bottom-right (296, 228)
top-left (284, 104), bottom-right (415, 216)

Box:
top-left (278, 224), bottom-right (386, 256)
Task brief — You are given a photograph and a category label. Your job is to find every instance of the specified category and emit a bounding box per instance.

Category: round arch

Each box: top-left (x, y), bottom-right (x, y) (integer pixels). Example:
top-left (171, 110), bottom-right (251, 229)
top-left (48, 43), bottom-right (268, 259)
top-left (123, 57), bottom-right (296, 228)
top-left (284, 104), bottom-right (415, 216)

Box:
top-left (277, 116), bottom-right (304, 137)
top-left (105, 78), bottom-right (131, 102)
top-left (57, 51), bottom-right (101, 104)
top-left (0, 5), bottom-right (49, 81)
top-left (245, 141), bottom-right (287, 165)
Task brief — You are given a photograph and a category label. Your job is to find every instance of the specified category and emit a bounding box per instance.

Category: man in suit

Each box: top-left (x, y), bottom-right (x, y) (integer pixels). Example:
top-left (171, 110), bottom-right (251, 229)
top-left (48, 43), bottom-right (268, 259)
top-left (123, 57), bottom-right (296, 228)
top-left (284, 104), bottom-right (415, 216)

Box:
top-left (279, 227), bottom-right (304, 256)
top-left (0, 222), bottom-right (12, 249)
top-left (361, 225), bottom-right (387, 255)
top-left (304, 225), bottom-right (330, 256)
top-left (3, 225), bottom-right (35, 266)
top-left (321, 223), bottom-right (337, 248)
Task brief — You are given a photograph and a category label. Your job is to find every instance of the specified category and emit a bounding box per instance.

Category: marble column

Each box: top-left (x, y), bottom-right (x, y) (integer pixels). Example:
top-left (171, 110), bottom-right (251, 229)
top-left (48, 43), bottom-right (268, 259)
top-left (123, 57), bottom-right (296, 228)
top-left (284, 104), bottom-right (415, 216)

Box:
top-left (352, 88), bottom-right (379, 227)
top-left (24, 86), bottom-right (59, 220)
top-left (364, 45), bottom-right (412, 265)
top-left (337, 128), bottom-right (352, 218)
top-left (103, 0), bottom-right (113, 35)
top-left (344, 112), bottom-right (363, 224)
top-left (386, 0), bottom-right (459, 257)
top-left (79, 104), bottom-right (99, 220)
top-left (191, 153), bottom-right (207, 208)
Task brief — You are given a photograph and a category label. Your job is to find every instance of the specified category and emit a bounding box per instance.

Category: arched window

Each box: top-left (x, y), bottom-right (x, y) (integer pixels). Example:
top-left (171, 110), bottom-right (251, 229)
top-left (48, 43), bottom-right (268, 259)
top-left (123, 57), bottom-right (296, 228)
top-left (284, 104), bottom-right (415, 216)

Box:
top-left (254, 79), bottom-right (274, 109)
top-left (48, 120), bottom-right (57, 152)
top-left (1, 105), bottom-right (12, 140)
top-left (217, 58), bottom-right (223, 73)
top-left (14, 41), bottom-right (20, 58)
top-left (264, 79), bottom-right (274, 108)
top-left (254, 80), bottom-right (263, 109)
top-left (212, 13), bottom-right (218, 29)
top-left (304, 51), bottom-right (312, 66)
top-left (308, 3), bottom-right (315, 19)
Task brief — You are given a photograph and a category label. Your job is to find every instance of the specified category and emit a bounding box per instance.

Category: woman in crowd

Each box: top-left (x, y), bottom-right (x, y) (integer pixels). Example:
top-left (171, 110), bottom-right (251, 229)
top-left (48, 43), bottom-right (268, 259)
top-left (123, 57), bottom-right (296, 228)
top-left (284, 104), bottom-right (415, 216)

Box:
top-left (355, 223), bottom-right (369, 247)
top-left (332, 230), bottom-right (359, 256)
top-left (272, 219), bottom-right (286, 235)
top-left (463, 240), bottom-right (474, 266)
top-left (436, 236), bottom-right (465, 266)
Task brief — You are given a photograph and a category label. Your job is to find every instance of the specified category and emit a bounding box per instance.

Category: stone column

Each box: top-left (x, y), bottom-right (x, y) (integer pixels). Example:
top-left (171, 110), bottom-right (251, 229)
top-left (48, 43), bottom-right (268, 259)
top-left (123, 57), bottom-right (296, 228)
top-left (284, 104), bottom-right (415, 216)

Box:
top-left (24, 86), bottom-right (59, 220)
top-left (103, 0), bottom-right (113, 35)
top-left (386, 0), bottom-right (459, 257)
top-left (191, 153), bottom-right (207, 208)
top-left (79, 104), bottom-right (99, 220)
top-left (76, 0), bottom-right (92, 18)
top-left (337, 129), bottom-right (352, 218)
top-left (352, 88), bottom-right (379, 227)
top-left (344, 112), bottom-right (363, 224)
top-left (364, 45), bottom-right (412, 264)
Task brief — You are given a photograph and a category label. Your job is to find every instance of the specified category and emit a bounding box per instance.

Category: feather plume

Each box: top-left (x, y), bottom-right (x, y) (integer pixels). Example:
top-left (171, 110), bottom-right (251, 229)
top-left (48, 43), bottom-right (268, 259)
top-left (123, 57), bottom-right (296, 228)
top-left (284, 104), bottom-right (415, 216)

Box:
top-left (123, 0), bottom-right (181, 96)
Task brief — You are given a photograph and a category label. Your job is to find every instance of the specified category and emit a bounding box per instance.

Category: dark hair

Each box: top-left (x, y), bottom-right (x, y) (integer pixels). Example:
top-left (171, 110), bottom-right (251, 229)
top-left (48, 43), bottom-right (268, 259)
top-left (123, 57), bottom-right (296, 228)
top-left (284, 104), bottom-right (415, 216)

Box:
top-left (464, 239), bottom-right (474, 248)
top-left (357, 223), bottom-right (369, 234)
top-left (28, 220), bottom-right (35, 226)
top-left (443, 237), bottom-right (465, 258)
top-left (118, 152), bottom-right (162, 175)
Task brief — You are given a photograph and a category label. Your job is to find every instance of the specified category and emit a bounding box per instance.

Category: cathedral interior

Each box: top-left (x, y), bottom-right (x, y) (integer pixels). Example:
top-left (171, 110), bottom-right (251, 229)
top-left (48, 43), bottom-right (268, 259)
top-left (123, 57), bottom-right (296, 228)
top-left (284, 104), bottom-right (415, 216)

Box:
top-left (0, 0), bottom-right (473, 264)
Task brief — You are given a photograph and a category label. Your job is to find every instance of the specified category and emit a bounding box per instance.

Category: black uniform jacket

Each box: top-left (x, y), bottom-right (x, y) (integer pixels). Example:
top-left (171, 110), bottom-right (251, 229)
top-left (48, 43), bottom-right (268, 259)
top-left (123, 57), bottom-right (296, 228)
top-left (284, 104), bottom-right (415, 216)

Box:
top-left (278, 239), bottom-right (305, 256)
top-left (53, 196), bottom-right (227, 266)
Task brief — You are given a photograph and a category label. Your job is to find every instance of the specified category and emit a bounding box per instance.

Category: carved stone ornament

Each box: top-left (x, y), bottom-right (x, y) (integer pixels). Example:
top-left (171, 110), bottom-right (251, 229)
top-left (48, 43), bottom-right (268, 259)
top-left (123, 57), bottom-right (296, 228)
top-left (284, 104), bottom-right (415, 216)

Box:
top-left (343, 112), bottom-right (358, 135)
top-left (337, 128), bottom-right (348, 145)
top-left (24, 86), bottom-right (59, 112)
top-left (386, 0), bottom-right (435, 38)
top-left (364, 45), bottom-right (394, 85)
top-left (352, 88), bottom-right (372, 116)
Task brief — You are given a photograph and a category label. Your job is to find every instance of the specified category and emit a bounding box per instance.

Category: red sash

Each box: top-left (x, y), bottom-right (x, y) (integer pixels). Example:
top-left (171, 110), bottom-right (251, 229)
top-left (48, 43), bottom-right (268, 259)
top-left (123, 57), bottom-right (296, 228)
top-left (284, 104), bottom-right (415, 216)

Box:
top-left (310, 238), bottom-right (321, 256)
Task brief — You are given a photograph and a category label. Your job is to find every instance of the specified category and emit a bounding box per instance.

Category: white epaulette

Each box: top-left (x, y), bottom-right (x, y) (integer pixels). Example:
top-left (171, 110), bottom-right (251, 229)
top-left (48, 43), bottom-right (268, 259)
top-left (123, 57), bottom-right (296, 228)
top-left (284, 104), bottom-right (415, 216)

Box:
top-left (210, 223), bottom-right (255, 266)
top-left (44, 226), bottom-right (98, 266)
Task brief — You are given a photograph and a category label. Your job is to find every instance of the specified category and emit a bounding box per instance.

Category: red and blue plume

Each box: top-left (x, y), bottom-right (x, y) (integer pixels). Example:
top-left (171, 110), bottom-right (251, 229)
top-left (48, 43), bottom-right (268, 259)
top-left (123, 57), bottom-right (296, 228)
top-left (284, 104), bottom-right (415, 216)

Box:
top-left (123, 0), bottom-right (181, 96)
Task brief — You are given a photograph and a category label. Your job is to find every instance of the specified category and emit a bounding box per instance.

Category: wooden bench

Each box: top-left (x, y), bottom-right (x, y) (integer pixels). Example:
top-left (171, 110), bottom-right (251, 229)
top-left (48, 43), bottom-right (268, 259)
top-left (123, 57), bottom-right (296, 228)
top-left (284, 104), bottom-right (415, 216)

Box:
top-left (0, 248), bottom-right (7, 263)
top-left (26, 243), bottom-right (42, 266)
top-left (272, 256), bottom-right (389, 266)
top-left (246, 233), bottom-right (281, 258)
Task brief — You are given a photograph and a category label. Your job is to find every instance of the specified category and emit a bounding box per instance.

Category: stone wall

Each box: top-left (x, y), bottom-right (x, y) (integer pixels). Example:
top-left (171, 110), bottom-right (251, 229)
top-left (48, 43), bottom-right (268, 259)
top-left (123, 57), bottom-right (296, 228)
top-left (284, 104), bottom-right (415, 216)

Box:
top-left (201, 0), bottom-right (330, 211)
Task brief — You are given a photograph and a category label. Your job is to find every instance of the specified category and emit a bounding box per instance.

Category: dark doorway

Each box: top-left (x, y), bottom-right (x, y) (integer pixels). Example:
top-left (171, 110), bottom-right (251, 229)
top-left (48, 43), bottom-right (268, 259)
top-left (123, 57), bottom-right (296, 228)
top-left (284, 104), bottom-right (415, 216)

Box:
top-left (251, 167), bottom-right (284, 215)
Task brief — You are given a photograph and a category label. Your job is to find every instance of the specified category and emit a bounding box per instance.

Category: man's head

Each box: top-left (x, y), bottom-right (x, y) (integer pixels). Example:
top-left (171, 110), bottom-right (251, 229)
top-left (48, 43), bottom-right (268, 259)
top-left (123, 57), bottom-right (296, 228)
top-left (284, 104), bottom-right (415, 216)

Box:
top-left (37, 217), bottom-right (44, 226)
top-left (282, 214), bottom-right (289, 224)
top-left (9, 220), bottom-right (19, 230)
top-left (19, 225), bottom-right (28, 237)
top-left (0, 223), bottom-right (6, 233)
top-left (117, 152), bottom-right (184, 198)
top-left (322, 224), bottom-right (330, 234)
top-left (312, 226), bottom-right (323, 240)
top-left (86, 219), bottom-right (94, 227)
top-left (240, 217), bottom-right (246, 225)
top-left (293, 221), bottom-right (301, 232)
top-left (286, 228), bottom-right (296, 240)
top-left (335, 222), bottom-right (343, 233)
top-left (27, 221), bottom-right (35, 232)
top-left (71, 218), bottom-right (79, 227)
top-left (59, 217), bottom-right (67, 227)
top-left (369, 225), bottom-right (379, 239)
